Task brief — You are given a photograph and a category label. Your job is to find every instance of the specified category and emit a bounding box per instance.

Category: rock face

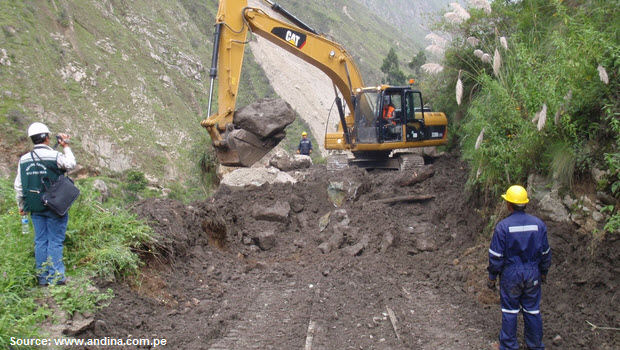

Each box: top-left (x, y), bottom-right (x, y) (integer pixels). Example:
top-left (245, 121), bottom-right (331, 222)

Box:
top-left (220, 167), bottom-right (296, 187)
top-left (234, 98), bottom-right (296, 139)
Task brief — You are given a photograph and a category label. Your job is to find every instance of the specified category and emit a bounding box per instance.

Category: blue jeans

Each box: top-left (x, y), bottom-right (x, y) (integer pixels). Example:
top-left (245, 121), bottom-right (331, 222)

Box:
top-left (31, 213), bottom-right (69, 285)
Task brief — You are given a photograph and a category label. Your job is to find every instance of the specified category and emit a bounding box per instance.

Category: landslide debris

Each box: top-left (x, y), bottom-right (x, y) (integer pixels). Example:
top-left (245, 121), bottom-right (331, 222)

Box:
top-left (75, 153), bottom-right (618, 349)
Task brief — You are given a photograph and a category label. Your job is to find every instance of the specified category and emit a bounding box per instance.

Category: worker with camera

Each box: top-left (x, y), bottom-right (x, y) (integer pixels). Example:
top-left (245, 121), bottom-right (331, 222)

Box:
top-left (14, 122), bottom-right (76, 286)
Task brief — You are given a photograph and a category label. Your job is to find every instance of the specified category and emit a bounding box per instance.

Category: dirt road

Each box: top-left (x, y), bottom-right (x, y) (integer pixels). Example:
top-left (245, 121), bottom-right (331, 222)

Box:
top-left (74, 154), bottom-right (619, 349)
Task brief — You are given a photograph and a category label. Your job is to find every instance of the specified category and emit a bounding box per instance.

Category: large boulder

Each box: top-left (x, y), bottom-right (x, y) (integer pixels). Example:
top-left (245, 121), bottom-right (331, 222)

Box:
top-left (220, 167), bottom-right (296, 187)
top-left (252, 201), bottom-right (291, 223)
top-left (269, 151), bottom-right (312, 171)
top-left (538, 190), bottom-right (571, 223)
top-left (234, 98), bottom-right (296, 139)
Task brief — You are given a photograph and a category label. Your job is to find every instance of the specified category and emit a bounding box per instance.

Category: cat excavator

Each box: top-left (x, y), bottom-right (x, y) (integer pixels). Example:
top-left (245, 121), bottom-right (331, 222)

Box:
top-left (201, 0), bottom-right (448, 169)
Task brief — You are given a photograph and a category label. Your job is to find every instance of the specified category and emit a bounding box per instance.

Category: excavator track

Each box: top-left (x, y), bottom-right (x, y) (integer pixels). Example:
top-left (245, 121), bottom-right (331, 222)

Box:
top-left (327, 152), bottom-right (425, 171)
top-left (326, 154), bottom-right (350, 170)
top-left (397, 153), bottom-right (425, 171)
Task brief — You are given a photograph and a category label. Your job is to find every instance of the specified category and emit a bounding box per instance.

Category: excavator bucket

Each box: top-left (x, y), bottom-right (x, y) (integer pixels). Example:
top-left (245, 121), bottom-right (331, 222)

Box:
top-left (209, 98), bottom-right (295, 167)
top-left (214, 128), bottom-right (283, 167)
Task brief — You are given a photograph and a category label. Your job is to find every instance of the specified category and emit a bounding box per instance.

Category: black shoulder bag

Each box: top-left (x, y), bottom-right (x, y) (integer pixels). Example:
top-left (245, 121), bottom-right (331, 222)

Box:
top-left (32, 151), bottom-right (80, 216)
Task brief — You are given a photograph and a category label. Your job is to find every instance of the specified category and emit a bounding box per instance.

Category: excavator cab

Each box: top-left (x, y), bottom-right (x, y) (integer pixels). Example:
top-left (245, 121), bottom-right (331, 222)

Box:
top-left (353, 87), bottom-right (430, 145)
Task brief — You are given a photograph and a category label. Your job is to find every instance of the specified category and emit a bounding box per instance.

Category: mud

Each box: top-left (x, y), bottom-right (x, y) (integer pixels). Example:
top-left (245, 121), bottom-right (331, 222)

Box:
top-left (73, 153), bottom-right (619, 349)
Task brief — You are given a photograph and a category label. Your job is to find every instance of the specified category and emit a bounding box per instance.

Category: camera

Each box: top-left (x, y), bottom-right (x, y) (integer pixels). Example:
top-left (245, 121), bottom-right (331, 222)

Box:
top-left (56, 135), bottom-right (69, 144)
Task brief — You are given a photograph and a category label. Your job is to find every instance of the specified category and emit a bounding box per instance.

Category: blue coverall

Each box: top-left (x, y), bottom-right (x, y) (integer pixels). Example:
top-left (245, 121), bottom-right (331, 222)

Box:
top-left (298, 138), bottom-right (313, 155)
top-left (488, 211), bottom-right (551, 350)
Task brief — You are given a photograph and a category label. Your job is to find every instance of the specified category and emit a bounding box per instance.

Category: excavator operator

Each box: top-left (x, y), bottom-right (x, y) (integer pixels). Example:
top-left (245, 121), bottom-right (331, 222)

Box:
top-left (382, 98), bottom-right (396, 125)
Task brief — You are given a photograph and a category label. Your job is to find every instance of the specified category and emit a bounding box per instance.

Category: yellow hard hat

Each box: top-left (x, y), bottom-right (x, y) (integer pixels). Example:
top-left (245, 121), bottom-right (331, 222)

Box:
top-left (501, 185), bottom-right (529, 204)
top-left (302, 132), bottom-right (307, 136)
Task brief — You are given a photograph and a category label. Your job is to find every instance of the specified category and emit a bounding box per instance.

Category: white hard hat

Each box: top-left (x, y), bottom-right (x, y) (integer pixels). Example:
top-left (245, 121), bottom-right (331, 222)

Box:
top-left (27, 122), bottom-right (50, 137)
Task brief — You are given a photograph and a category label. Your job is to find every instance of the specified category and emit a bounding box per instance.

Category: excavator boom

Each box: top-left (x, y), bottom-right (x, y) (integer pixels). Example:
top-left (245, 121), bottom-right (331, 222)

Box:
top-left (202, 0), bottom-right (364, 166)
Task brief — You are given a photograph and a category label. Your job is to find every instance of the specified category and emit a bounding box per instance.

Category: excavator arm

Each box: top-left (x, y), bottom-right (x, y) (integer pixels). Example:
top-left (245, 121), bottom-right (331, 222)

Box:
top-left (201, 0), bottom-right (364, 166)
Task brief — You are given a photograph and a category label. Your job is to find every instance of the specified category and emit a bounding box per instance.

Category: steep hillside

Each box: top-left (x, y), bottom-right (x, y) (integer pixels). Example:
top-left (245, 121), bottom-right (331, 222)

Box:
top-left (270, 0), bottom-right (451, 84)
top-left (0, 0), bottom-right (274, 182)
top-left (0, 0), bottom-right (442, 183)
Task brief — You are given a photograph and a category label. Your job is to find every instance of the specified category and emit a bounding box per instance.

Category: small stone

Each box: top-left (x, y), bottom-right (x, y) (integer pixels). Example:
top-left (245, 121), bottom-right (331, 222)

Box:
top-left (319, 212), bottom-right (331, 232)
top-left (380, 232), bottom-right (395, 253)
top-left (256, 231), bottom-right (276, 251)
top-left (327, 181), bottom-right (346, 206)
top-left (407, 248), bottom-right (420, 255)
top-left (552, 335), bottom-right (562, 345)
top-left (242, 236), bottom-right (254, 245)
top-left (453, 259), bottom-right (460, 265)
top-left (597, 191), bottom-right (616, 205)
top-left (414, 237), bottom-right (437, 252)
top-left (332, 209), bottom-right (350, 226)
top-left (293, 238), bottom-right (306, 248)
top-left (592, 211), bottom-right (604, 222)
top-left (562, 195), bottom-right (576, 208)
top-left (344, 242), bottom-right (365, 256)
top-left (318, 232), bottom-right (345, 254)
top-left (93, 320), bottom-right (108, 337)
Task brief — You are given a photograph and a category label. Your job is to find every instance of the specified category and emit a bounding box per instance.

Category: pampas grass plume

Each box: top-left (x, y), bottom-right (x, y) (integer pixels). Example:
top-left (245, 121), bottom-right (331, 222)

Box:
top-left (450, 2), bottom-right (471, 20)
top-left (473, 49), bottom-right (483, 58)
top-left (500, 37), bottom-right (508, 50)
top-left (421, 63), bottom-right (444, 74)
top-left (444, 12), bottom-right (461, 24)
top-left (425, 44), bottom-right (445, 56)
top-left (467, 37), bottom-right (480, 47)
top-left (456, 70), bottom-right (463, 105)
top-left (493, 48), bottom-right (501, 76)
top-left (425, 33), bottom-right (448, 47)
top-left (597, 65), bottom-right (609, 84)
top-left (469, 0), bottom-right (491, 14)
top-left (481, 53), bottom-right (491, 63)
top-left (537, 104), bottom-right (547, 131)
top-left (475, 127), bottom-right (485, 150)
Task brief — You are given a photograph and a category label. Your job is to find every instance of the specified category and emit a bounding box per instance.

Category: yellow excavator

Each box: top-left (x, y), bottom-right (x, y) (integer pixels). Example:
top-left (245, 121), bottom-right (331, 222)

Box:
top-left (201, 0), bottom-right (448, 170)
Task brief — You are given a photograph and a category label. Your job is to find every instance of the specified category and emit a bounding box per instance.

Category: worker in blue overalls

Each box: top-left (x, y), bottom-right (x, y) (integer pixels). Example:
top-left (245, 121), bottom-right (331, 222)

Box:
top-left (487, 185), bottom-right (552, 350)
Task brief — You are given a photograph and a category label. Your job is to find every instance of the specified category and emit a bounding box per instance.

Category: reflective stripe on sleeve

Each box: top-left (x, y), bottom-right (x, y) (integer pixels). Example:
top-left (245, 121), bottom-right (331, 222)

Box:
top-left (489, 249), bottom-right (503, 257)
top-left (522, 308), bottom-right (540, 315)
top-left (501, 308), bottom-right (520, 314)
top-left (508, 225), bottom-right (538, 233)
top-left (542, 247), bottom-right (550, 255)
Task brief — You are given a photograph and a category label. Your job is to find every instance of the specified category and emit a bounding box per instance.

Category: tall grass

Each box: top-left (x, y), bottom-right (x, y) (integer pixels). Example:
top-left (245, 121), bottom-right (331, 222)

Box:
top-left (428, 0), bottom-right (619, 201)
top-left (0, 177), bottom-right (155, 347)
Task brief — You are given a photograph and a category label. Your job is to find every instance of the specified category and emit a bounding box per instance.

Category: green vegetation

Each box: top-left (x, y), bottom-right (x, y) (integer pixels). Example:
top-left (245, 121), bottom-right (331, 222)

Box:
top-left (380, 48), bottom-right (407, 85)
top-left (408, 49), bottom-right (427, 75)
top-left (0, 177), bottom-right (155, 347)
top-left (422, 0), bottom-right (619, 231)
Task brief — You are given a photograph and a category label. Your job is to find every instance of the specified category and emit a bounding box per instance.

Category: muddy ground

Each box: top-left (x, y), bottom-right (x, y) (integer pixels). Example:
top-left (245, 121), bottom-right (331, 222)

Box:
top-left (73, 153), bottom-right (619, 349)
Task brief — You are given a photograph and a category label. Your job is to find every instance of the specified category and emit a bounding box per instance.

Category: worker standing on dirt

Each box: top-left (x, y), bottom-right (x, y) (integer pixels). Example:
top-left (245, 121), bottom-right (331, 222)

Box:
top-left (297, 132), bottom-right (313, 156)
top-left (14, 122), bottom-right (76, 286)
top-left (487, 185), bottom-right (551, 350)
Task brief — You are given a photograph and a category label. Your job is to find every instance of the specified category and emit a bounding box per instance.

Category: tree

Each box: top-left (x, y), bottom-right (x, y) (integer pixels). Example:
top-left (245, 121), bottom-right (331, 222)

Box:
top-left (381, 48), bottom-right (407, 85)
top-left (408, 49), bottom-right (427, 75)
